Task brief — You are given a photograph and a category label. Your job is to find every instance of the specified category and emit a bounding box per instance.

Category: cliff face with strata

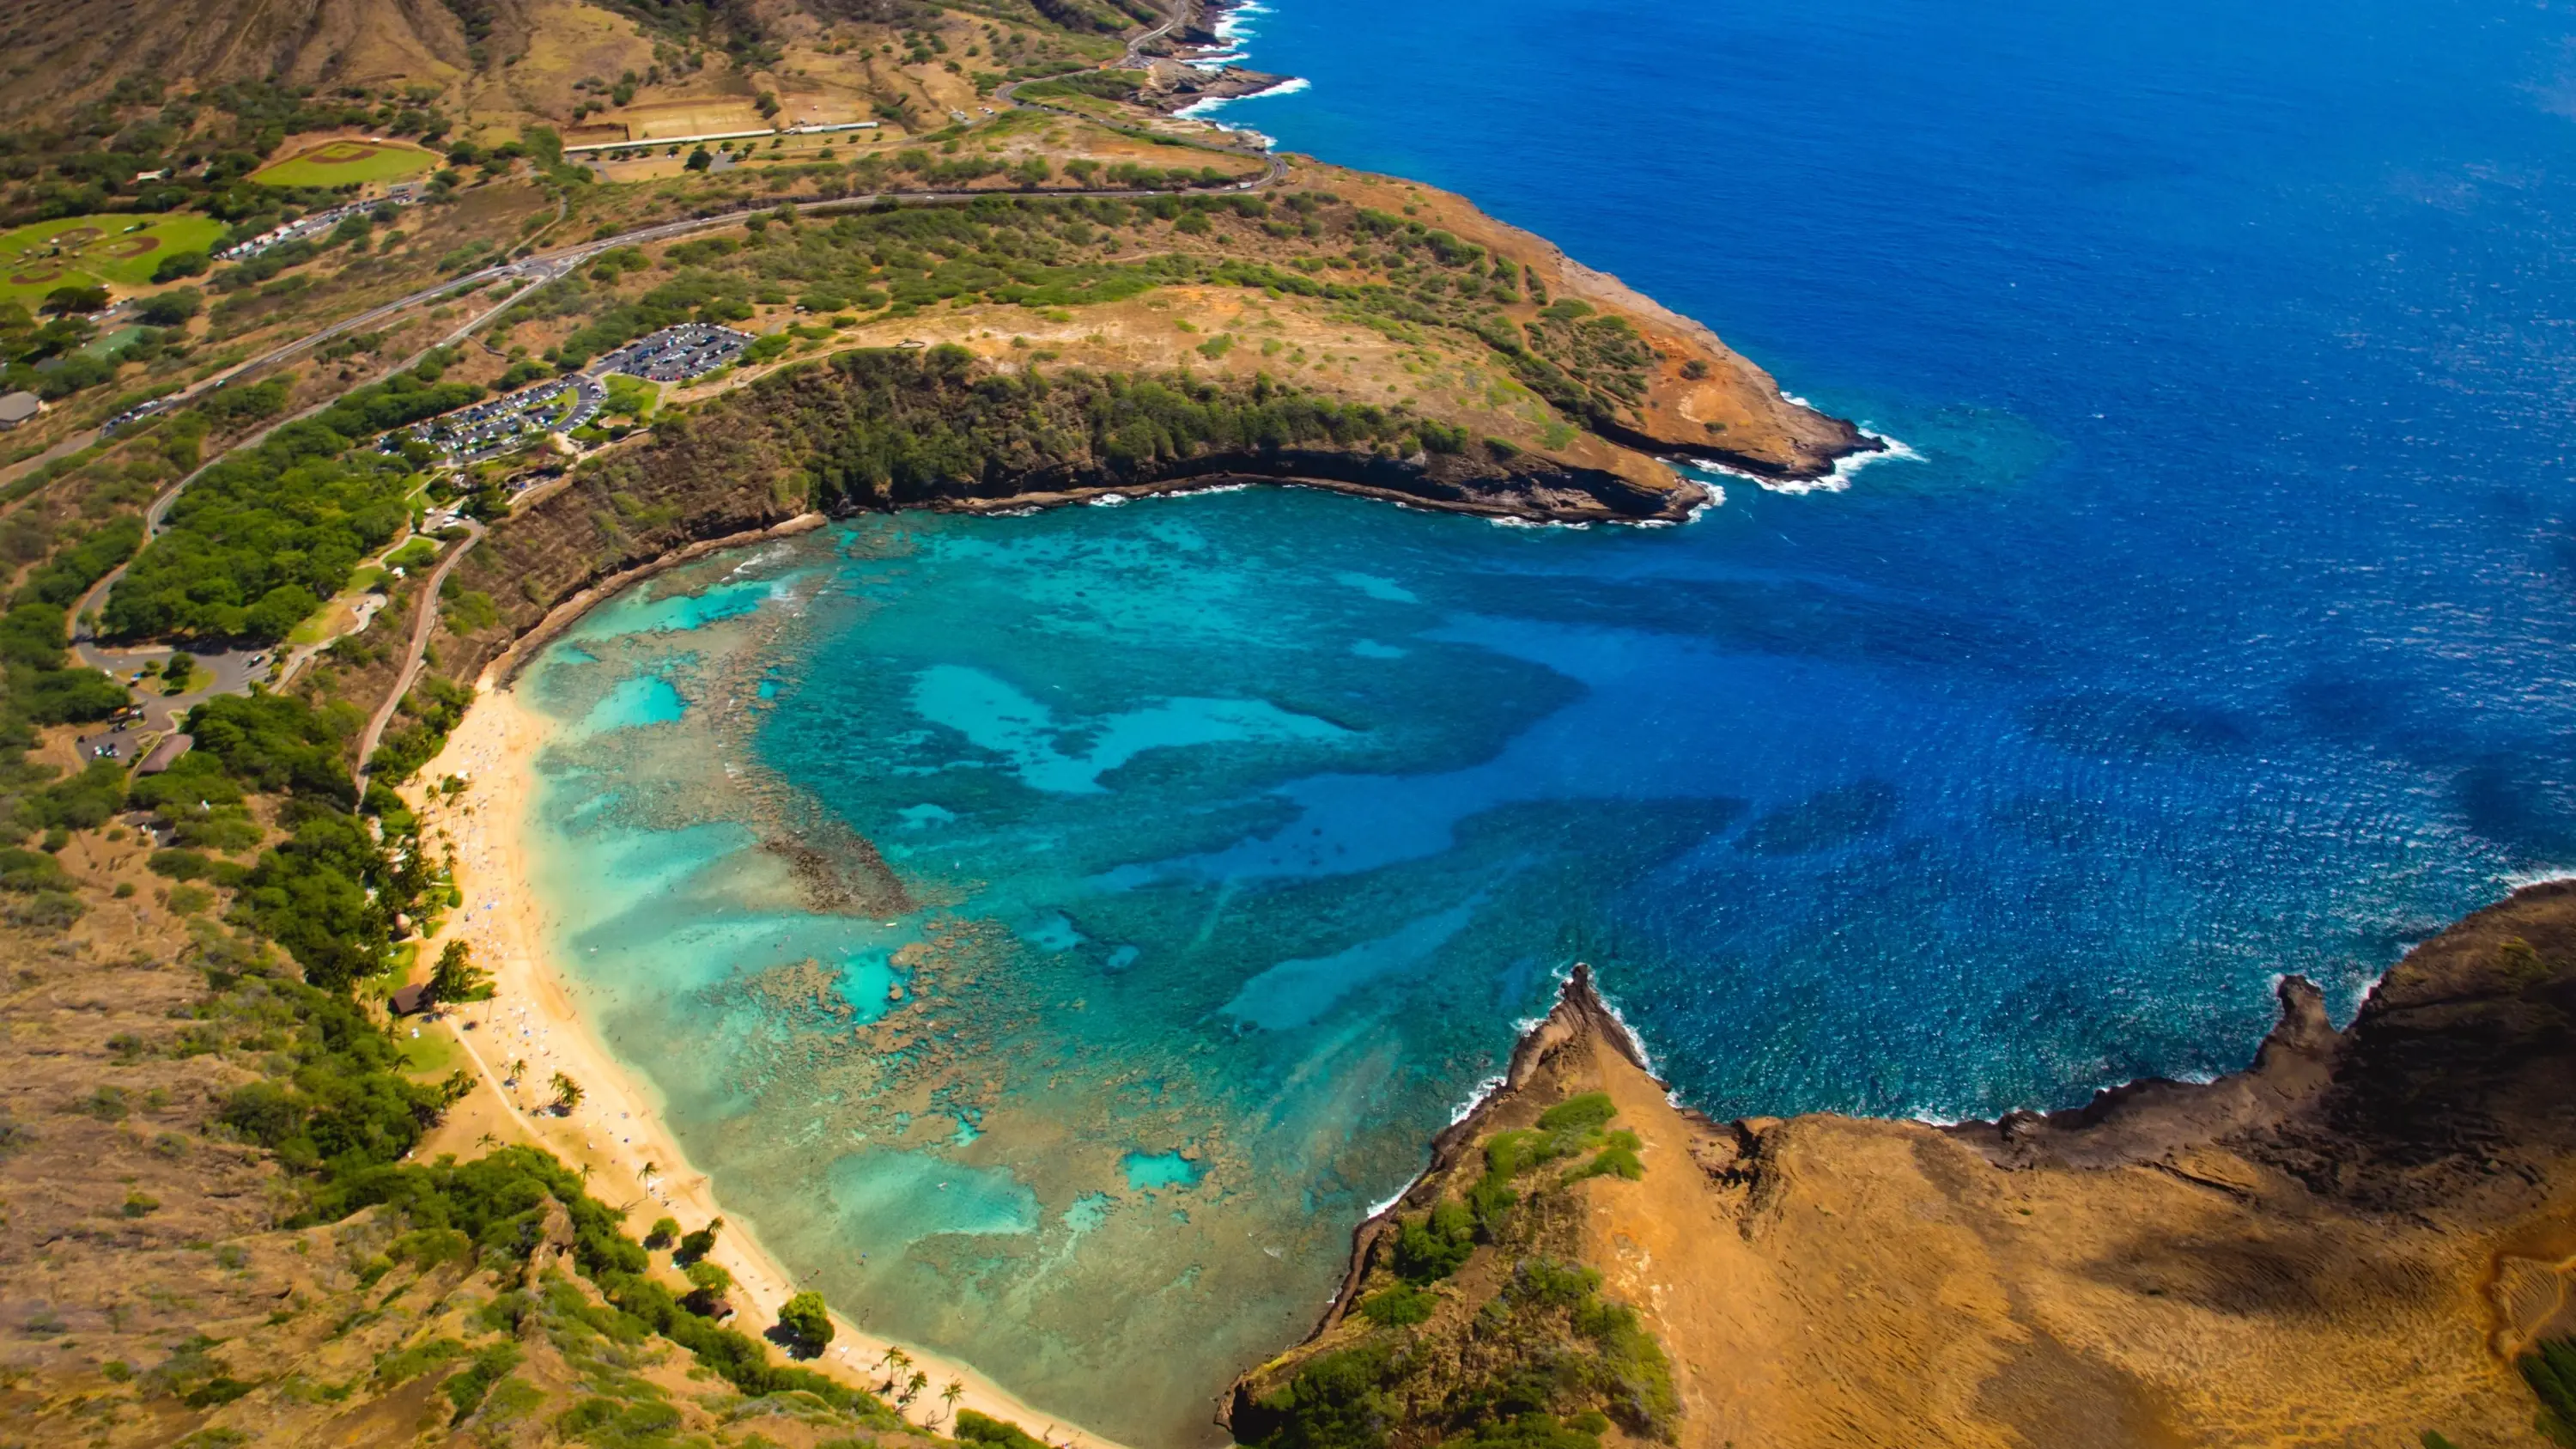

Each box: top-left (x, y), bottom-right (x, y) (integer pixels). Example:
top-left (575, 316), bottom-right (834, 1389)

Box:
top-left (1234, 885), bottom-right (2576, 1449)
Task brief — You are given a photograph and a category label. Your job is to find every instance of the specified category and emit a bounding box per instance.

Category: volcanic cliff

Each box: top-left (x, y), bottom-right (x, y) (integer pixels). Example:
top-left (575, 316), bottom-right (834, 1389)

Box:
top-left (1229, 884), bottom-right (2576, 1448)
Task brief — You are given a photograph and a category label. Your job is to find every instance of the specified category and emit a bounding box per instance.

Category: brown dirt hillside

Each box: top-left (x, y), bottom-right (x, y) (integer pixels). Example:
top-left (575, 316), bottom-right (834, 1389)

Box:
top-left (0, 794), bottom-right (946, 1448)
top-left (1234, 884), bottom-right (2576, 1449)
top-left (0, 0), bottom-right (476, 116)
top-left (1303, 163), bottom-right (1865, 479)
top-left (0, 0), bottom-right (1115, 136)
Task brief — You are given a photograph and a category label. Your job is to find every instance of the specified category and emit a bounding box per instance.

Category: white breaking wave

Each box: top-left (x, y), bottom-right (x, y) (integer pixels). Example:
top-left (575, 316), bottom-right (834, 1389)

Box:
top-left (1214, 0), bottom-right (1269, 43)
top-left (1178, 75), bottom-right (1313, 143)
top-left (1230, 75), bottom-right (1310, 100)
top-left (2501, 864), bottom-right (2576, 889)
top-left (1689, 426), bottom-right (1921, 496)
top-left (1586, 980), bottom-right (1662, 1081)
top-left (1357, 1067), bottom-right (1507, 1221)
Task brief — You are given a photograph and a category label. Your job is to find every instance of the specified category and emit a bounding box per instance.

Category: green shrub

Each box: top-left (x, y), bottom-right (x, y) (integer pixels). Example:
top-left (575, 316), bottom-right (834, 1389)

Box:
top-left (775, 1290), bottom-right (833, 1354)
top-left (371, 1336), bottom-right (467, 1385)
top-left (957, 1409), bottom-right (1053, 1449)
top-left (1536, 1094), bottom-right (1616, 1133)
top-left (1436, 1414), bottom-right (1601, 1449)
top-left (1391, 1201), bottom-right (1475, 1284)
top-left (554, 1394), bottom-right (682, 1443)
top-left (444, 1342), bottom-right (521, 1423)
top-left (1247, 1344), bottom-right (1396, 1449)
top-left (675, 1217), bottom-right (722, 1263)
top-left (1357, 1284), bottom-right (1434, 1328)
top-left (149, 849), bottom-right (218, 880)
top-left (2525, 1336), bottom-right (2576, 1444)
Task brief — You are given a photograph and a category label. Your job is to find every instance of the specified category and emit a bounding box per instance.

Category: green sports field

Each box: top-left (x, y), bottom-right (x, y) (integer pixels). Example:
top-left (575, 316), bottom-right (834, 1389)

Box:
top-left (0, 213), bottom-right (229, 307)
top-left (250, 137), bottom-right (438, 187)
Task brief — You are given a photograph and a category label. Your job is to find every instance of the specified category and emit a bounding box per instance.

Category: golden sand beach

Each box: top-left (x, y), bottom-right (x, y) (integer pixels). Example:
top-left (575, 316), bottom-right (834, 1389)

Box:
top-left (406, 678), bottom-right (1133, 1449)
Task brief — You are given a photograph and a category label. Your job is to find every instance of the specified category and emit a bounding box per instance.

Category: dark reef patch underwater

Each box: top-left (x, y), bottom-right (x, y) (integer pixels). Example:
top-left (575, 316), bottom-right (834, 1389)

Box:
top-left (523, 0), bottom-right (2576, 1440)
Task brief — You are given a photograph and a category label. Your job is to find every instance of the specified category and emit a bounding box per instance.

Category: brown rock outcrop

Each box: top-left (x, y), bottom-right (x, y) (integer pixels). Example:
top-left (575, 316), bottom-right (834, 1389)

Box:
top-left (1236, 885), bottom-right (2576, 1448)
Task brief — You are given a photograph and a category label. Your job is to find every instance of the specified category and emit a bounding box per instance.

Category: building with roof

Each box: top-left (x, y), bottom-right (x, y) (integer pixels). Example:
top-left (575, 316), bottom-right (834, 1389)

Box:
top-left (0, 392), bottom-right (43, 428)
top-left (135, 733), bottom-right (192, 776)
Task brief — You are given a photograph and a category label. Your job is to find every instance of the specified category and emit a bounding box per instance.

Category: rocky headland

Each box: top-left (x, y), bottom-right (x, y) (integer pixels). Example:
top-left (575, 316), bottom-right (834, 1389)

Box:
top-left (1133, 61), bottom-right (1298, 116)
top-left (417, 159), bottom-right (1871, 698)
top-left (1229, 885), bottom-right (2576, 1448)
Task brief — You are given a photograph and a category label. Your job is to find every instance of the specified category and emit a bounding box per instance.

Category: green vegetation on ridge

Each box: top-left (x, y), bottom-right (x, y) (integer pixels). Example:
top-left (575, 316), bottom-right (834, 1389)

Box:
top-left (1240, 1093), bottom-right (1677, 1449)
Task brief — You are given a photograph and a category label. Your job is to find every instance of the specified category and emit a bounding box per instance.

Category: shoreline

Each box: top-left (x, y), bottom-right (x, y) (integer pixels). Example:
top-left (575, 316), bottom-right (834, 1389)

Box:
top-left (398, 508), bottom-right (2543, 1448)
top-left (409, 679), bottom-right (1135, 1449)
top-left (485, 510), bottom-right (831, 686)
top-left (1235, 953), bottom-right (2362, 1415)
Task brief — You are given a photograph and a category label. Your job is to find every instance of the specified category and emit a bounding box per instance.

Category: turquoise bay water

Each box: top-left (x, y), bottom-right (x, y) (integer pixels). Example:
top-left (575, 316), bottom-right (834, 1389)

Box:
top-left (519, 0), bottom-right (2576, 1441)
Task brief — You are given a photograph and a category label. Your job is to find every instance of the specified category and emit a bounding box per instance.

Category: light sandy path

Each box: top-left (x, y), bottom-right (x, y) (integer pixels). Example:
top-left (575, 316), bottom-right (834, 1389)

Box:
top-left (410, 684), bottom-right (1132, 1449)
top-left (354, 516), bottom-right (485, 776)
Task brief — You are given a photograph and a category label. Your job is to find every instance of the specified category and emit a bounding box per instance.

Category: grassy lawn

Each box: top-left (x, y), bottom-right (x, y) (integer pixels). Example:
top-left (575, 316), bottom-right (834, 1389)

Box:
top-left (604, 374), bottom-right (659, 418)
top-left (398, 1020), bottom-right (467, 1080)
top-left (0, 212), bottom-right (228, 305)
top-left (80, 325), bottom-right (144, 357)
top-left (251, 138), bottom-right (438, 188)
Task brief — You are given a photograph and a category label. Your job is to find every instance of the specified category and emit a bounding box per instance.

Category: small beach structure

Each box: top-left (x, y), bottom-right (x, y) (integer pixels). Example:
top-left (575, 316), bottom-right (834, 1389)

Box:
top-left (388, 982), bottom-right (431, 1015)
top-left (134, 732), bottom-right (191, 776)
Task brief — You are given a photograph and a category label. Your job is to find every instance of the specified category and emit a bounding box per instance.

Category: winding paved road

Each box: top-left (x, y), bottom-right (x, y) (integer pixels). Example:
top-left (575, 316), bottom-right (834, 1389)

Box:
top-left (69, 0), bottom-right (1285, 766)
top-left (68, 264), bottom-right (577, 667)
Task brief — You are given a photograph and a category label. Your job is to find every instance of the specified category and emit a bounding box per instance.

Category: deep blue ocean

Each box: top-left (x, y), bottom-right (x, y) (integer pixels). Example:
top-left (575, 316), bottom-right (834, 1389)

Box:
top-left (520, 2), bottom-right (2576, 1441)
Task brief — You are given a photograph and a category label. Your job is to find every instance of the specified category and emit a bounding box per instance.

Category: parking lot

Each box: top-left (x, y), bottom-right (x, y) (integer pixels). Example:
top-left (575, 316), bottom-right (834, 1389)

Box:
top-left (597, 323), bottom-right (755, 383)
top-left (394, 374), bottom-right (605, 462)
top-left (364, 324), bottom-right (755, 470)
top-left (217, 192), bottom-right (419, 263)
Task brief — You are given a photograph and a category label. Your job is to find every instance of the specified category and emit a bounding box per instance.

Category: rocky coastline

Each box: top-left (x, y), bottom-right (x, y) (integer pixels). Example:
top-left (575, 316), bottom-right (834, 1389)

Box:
top-left (1136, 63), bottom-right (1297, 116)
top-left (1127, 0), bottom-right (1299, 113)
top-left (1228, 885), bottom-right (2576, 1446)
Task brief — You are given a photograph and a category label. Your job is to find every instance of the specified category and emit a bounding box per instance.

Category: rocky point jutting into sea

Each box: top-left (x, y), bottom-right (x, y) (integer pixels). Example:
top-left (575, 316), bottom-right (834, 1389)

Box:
top-left (1233, 883), bottom-right (2576, 1446)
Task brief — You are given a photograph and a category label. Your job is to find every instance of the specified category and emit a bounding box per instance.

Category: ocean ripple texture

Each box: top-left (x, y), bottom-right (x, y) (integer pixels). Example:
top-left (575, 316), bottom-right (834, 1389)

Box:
top-left (519, 0), bottom-right (2576, 1442)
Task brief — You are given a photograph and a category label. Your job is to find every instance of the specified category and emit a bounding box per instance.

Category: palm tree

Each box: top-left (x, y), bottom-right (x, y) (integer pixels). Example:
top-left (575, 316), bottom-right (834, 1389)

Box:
top-left (903, 1368), bottom-right (928, 1405)
top-left (878, 1347), bottom-right (909, 1392)
top-left (940, 1379), bottom-right (964, 1424)
top-left (475, 1131), bottom-right (498, 1149)
top-left (550, 1071), bottom-right (584, 1114)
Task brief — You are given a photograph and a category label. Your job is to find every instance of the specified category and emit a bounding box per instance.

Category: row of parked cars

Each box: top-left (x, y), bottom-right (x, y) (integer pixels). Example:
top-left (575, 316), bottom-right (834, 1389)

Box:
top-left (216, 189), bottom-right (421, 263)
top-left (369, 324), bottom-right (756, 469)
top-left (597, 323), bottom-right (756, 383)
